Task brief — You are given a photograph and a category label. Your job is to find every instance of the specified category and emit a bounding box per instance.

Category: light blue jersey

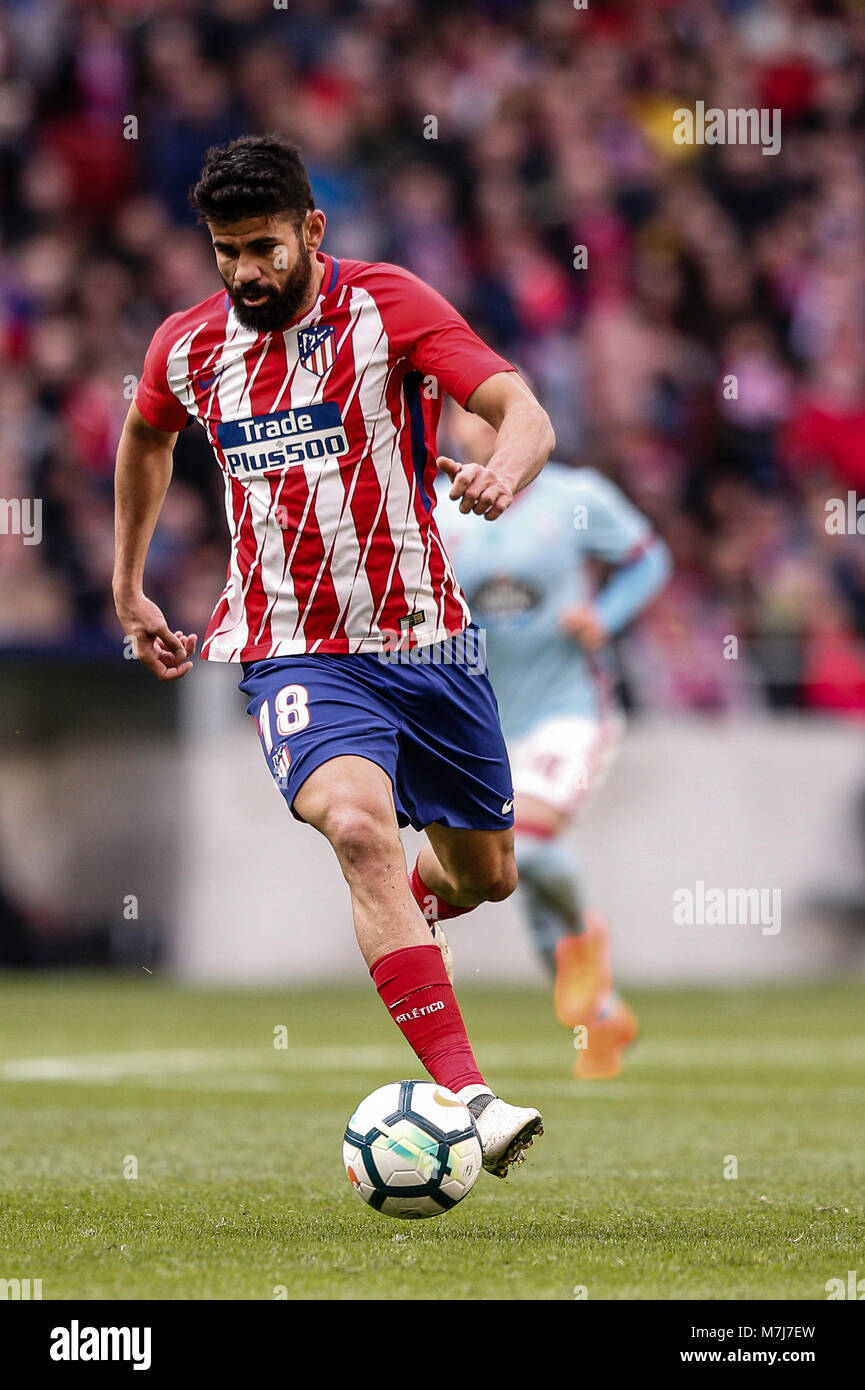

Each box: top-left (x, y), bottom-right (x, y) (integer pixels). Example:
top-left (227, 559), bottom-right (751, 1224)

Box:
top-left (436, 463), bottom-right (671, 737)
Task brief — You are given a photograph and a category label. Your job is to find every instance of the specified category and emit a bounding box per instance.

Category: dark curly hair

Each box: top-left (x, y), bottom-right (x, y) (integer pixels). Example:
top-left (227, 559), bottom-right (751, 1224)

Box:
top-left (189, 135), bottom-right (315, 226)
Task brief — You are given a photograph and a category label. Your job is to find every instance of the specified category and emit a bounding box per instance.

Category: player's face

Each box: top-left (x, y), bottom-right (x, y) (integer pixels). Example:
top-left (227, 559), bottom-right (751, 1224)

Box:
top-left (209, 213), bottom-right (315, 332)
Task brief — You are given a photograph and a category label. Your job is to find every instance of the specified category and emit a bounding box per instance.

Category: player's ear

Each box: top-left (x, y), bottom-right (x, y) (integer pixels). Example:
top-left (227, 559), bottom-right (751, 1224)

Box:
top-left (304, 209), bottom-right (326, 251)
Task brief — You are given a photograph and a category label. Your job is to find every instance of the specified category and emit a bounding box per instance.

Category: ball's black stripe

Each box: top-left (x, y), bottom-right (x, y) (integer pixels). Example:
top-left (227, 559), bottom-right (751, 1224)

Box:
top-left (430, 1187), bottom-right (461, 1211)
top-left (429, 1141), bottom-right (452, 1190)
top-left (398, 1110), bottom-right (453, 1145)
top-left (443, 1126), bottom-right (477, 1146)
top-left (364, 1146), bottom-right (387, 1192)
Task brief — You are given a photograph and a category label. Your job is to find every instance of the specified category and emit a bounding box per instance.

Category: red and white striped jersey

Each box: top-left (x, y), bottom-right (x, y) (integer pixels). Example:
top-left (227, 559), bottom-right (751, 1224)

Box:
top-left (135, 254), bottom-right (513, 661)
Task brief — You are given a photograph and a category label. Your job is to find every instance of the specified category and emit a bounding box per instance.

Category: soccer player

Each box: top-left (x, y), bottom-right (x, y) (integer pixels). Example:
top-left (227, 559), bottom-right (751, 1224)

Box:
top-left (438, 402), bottom-right (671, 1079)
top-left (112, 136), bottom-right (555, 1176)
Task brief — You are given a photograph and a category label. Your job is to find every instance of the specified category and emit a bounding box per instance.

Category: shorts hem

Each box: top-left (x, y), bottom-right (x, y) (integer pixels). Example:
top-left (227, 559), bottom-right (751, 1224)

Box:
top-left (280, 745), bottom-right (399, 824)
top-left (415, 810), bottom-right (515, 834)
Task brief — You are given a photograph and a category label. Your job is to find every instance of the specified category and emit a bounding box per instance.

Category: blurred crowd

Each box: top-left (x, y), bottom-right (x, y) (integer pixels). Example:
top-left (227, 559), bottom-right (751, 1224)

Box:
top-left (1, 0), bottom-right (864, 714)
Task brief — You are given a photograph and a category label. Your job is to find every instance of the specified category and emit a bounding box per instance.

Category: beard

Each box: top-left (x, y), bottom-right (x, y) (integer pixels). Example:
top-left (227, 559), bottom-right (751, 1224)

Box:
top-left (228, 240), bottom-right (313, 333)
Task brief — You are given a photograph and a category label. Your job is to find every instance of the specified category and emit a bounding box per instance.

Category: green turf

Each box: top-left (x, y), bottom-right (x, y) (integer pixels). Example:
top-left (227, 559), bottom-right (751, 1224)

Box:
top-left (0, 976), bottom-right (863, 1300)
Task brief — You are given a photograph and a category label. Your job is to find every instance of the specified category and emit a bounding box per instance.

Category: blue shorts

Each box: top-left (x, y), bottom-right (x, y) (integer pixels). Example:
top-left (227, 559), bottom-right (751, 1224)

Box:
top-left (238, 627), bottom-right (514, 832)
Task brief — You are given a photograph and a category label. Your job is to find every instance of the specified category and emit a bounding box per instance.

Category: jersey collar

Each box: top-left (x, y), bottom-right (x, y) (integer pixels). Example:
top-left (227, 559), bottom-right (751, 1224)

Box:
top-left (280, 253), bottom-right (339, 331)
top-left (320, 252), bottom-right (340, 296)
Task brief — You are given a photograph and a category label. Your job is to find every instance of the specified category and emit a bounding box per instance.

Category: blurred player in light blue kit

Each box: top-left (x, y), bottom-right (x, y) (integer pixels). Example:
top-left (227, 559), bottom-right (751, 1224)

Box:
top-left (437, 403), bottom-right (671, 1078)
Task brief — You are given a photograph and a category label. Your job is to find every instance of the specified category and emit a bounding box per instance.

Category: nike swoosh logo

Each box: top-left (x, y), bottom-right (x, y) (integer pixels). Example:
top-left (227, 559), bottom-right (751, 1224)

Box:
top-left (501, 798), bottom-right (514, 813)
top-left (196, 366), bottom-right (226, 391)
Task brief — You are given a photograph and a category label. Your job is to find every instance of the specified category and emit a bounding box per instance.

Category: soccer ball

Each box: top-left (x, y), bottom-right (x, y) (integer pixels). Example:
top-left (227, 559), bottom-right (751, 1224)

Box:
top-left (343, 1080), bottom-right (482, 1219)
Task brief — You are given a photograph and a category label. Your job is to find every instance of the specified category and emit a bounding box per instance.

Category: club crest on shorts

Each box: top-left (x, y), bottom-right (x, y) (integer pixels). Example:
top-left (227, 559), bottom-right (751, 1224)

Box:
top-left (298, 325), bottom-right (336, 376)
top-left (273, 745), bottom-right (292, 783)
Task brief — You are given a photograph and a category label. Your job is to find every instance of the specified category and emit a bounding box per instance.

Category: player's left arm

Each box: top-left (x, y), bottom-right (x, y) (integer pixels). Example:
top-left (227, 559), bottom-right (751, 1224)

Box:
top-left (562, 471), bottom-right (672, 650)
top-left (564, 538), bottom-right (672, 649)
top-left (438, 371), bottom-right (555, 521)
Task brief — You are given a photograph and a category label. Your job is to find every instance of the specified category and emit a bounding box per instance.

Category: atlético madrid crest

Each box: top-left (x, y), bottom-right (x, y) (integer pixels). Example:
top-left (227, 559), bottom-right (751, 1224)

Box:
top-left (298, 324), bottom-right (336, 376)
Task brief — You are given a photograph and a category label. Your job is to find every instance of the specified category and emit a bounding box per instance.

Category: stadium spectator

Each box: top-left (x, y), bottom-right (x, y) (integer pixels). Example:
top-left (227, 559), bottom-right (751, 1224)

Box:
top-left (1, 0), bottom-right (863, 711)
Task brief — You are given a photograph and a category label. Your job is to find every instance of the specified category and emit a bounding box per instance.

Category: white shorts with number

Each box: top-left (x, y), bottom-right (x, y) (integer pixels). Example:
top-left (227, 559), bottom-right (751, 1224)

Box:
top-left (508, 712), bottom-right (625, 819)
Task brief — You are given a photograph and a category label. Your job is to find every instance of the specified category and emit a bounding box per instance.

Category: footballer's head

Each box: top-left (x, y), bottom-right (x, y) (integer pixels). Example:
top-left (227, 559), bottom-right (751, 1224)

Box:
top-left (189, 135), bottom-right (326, 332)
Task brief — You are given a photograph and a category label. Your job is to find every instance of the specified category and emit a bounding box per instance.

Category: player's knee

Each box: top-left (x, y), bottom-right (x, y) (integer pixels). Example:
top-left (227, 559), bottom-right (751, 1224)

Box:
top-left (485, 857), bottom-right (518, 902)
top-left (322, 804), bottom-right (397, 874)
top-left (458, 854), bottom-right (518, 904)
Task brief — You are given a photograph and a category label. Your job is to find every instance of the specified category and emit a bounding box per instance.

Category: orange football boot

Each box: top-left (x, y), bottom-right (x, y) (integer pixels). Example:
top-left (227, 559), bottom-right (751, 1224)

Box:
top-left (573, 1000), bottom-right (640, 1080)
top-left (553, 914), bottom-right (612, 1028)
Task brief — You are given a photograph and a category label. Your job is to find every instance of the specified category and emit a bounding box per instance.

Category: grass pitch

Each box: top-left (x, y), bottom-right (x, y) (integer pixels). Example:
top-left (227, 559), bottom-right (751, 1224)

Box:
top-left (0, 976), bottom-right (862, 1300)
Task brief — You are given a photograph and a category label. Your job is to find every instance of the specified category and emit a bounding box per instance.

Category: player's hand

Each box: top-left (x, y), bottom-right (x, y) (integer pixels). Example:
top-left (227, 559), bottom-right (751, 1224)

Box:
top-left (436, 456), bottom-right (515, 521)
top-left (560, 603), bottom-right (608, 651)
top-left (115, 593), bottom-right (197, 681)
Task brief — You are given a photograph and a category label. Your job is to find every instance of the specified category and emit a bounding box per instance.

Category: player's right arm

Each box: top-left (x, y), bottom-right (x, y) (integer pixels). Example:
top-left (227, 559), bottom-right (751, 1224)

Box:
top-left (112, 402), bottom-right (196, 681)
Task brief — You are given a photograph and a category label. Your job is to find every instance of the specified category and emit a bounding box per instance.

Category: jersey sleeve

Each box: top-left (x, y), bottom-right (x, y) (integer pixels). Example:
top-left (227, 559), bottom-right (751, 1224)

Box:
top-left (570, 469), bottom-right (654, 563)
top-left (362, 263), bottom-right (514, 406)
top-left (569, 468), bottom-right (670, 634)
top-left (134, 315), bottom-right (191, 433)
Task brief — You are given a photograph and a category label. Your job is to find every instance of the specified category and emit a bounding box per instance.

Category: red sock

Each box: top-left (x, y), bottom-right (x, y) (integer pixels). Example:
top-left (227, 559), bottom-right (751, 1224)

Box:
top-left (371, 943), bottom-right (485, 1093)
top-left (409, 859), bottom-right (473, 921)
